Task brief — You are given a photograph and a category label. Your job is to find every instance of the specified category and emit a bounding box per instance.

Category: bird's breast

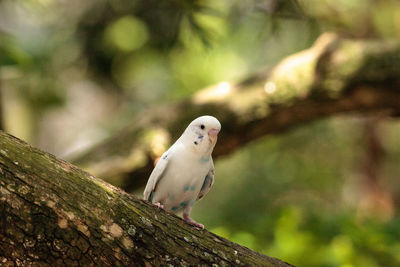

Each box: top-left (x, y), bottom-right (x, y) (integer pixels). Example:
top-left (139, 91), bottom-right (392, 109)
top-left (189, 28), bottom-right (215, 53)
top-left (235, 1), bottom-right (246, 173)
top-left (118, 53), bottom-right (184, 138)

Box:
top-left (159, 156), bottom-right (210, 212)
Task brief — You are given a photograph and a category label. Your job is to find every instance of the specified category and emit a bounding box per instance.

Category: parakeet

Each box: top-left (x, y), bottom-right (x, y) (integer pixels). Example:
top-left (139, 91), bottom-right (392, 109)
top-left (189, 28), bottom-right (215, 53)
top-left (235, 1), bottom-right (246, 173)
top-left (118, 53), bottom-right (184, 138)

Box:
top-left (144, 115), bottom-right (221, 229)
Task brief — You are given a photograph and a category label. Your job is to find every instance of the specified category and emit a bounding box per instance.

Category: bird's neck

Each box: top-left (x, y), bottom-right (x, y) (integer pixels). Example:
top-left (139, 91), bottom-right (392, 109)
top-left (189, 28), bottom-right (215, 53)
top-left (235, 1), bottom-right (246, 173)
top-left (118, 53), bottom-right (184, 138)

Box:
top-left (180, 132), bottom-right (216, 158)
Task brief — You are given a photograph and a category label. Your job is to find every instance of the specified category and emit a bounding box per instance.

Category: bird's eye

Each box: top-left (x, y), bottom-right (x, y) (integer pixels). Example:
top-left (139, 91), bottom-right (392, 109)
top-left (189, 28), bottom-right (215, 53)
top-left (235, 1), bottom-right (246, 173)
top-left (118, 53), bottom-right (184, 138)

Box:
top-left (200, 124), bottom-right (205, 130)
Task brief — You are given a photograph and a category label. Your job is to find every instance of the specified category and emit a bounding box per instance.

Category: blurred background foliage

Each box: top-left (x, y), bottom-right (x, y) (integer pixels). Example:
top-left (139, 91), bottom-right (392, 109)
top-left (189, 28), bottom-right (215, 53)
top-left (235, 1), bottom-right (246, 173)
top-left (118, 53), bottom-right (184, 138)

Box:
top-left (1, 0), bottom-right (400, 266)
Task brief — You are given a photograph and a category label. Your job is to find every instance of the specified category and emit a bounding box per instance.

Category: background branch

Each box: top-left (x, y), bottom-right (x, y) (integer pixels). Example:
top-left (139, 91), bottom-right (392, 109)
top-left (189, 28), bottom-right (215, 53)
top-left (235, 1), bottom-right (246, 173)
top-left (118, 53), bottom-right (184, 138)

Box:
top-left (72, 33), bottom-right (400, 191)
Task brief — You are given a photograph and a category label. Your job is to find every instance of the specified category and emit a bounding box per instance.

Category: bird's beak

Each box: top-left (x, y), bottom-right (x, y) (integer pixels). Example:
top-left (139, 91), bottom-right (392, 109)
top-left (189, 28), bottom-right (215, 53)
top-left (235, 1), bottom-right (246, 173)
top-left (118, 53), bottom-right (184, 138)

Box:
top-left (208, 128), bottom-right (219, 139)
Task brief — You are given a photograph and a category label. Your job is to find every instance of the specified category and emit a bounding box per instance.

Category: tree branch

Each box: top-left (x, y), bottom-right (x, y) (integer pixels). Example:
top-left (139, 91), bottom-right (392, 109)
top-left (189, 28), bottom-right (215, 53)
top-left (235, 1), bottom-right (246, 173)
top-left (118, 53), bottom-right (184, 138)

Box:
top-left (72, 33), bottom-right (400, 191)
top-left (0, 131), bottom-right (292, 266)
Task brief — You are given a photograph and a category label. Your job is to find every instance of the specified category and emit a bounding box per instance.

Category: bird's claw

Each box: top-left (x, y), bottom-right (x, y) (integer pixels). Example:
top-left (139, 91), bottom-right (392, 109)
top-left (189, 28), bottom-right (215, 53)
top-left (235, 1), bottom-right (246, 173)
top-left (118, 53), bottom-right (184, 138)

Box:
top-left (183, 214), bottom-right (204, 229)
top-left (191, 222), bottom-right (204, 229)
top-left (154, 202), bottom-right (164, 209)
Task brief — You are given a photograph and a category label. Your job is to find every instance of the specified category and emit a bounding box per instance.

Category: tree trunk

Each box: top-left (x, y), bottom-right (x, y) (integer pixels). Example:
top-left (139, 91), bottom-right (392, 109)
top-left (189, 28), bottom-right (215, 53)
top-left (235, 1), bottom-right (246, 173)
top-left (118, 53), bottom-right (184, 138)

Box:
top-left (0, 131), bottom-right (292, 266)
top-left (72, 33), bottom-right (400, 191)
top-left (357, 117), bottom-right (394, 220)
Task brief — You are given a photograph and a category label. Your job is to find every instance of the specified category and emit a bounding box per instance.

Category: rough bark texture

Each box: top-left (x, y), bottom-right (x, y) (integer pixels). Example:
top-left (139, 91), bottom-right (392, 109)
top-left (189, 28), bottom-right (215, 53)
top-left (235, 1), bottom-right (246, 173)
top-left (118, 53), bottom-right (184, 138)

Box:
top-left (71, 33), bottom-right (400, 191)
top-left (0, 131), bottom-right (292, 266)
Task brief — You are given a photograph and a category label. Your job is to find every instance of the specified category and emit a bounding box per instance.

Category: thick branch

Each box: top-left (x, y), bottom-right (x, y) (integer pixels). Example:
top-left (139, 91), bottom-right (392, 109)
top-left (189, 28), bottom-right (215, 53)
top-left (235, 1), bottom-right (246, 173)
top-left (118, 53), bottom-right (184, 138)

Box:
top-left (72, 33), bottom-right (400, 191)
top-left (0, 131), bottom-right (291, 266)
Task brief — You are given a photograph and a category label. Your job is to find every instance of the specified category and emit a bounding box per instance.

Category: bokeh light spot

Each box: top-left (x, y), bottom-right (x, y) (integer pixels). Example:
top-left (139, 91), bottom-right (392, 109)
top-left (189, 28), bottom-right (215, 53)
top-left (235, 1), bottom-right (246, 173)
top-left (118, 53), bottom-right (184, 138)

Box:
top-left (216, 81), bottom-right (231, 95)
top-left (264, 81), bottom-right (276, 94)
top-left (104, 16), bottom-right (149, 52)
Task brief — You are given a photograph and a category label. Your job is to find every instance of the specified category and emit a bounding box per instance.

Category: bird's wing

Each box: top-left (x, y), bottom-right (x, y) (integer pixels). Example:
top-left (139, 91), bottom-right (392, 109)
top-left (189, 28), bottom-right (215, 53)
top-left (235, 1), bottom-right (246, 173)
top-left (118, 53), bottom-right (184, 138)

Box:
top-left (143, 147), bottom-right (173, 202)
top-left (197, 161), bottom-right (215, 201)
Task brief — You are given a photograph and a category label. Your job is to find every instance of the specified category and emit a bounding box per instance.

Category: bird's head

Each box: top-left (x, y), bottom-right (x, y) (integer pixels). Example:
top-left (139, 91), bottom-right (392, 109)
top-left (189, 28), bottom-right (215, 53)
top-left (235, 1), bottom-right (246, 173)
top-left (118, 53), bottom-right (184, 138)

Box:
top-left (184, 115), bottom-right (221, 153)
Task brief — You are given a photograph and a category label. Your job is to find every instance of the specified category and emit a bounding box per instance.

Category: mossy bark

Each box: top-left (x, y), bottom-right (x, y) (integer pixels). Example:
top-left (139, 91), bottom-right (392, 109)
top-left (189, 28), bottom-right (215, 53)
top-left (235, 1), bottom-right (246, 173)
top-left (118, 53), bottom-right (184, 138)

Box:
top-left (72, 33), bottom-right (400, 191)
top-left (0, 131), bottom-right (292, 266)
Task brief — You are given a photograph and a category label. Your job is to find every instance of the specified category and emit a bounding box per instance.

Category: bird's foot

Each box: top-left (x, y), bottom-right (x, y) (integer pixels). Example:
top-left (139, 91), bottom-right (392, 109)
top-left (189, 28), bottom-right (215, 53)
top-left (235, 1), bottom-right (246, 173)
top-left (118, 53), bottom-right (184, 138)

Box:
top-left (154, 202), bottom-right (164, 209)
top-left (183, 213), bottom-right (204, 229)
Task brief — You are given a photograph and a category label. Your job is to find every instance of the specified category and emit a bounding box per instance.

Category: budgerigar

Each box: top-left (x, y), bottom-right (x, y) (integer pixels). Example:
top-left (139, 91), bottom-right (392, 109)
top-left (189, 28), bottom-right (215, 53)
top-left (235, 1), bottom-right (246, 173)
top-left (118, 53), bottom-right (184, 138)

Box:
top-left (144, 115), bottom-right (221, 229)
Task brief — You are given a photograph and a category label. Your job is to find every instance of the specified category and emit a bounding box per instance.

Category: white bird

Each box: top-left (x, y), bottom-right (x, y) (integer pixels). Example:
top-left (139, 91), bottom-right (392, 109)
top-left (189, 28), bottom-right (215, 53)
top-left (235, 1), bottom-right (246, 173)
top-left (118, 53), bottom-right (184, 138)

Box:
top-left (144, 115), bottom-right (221, 229)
